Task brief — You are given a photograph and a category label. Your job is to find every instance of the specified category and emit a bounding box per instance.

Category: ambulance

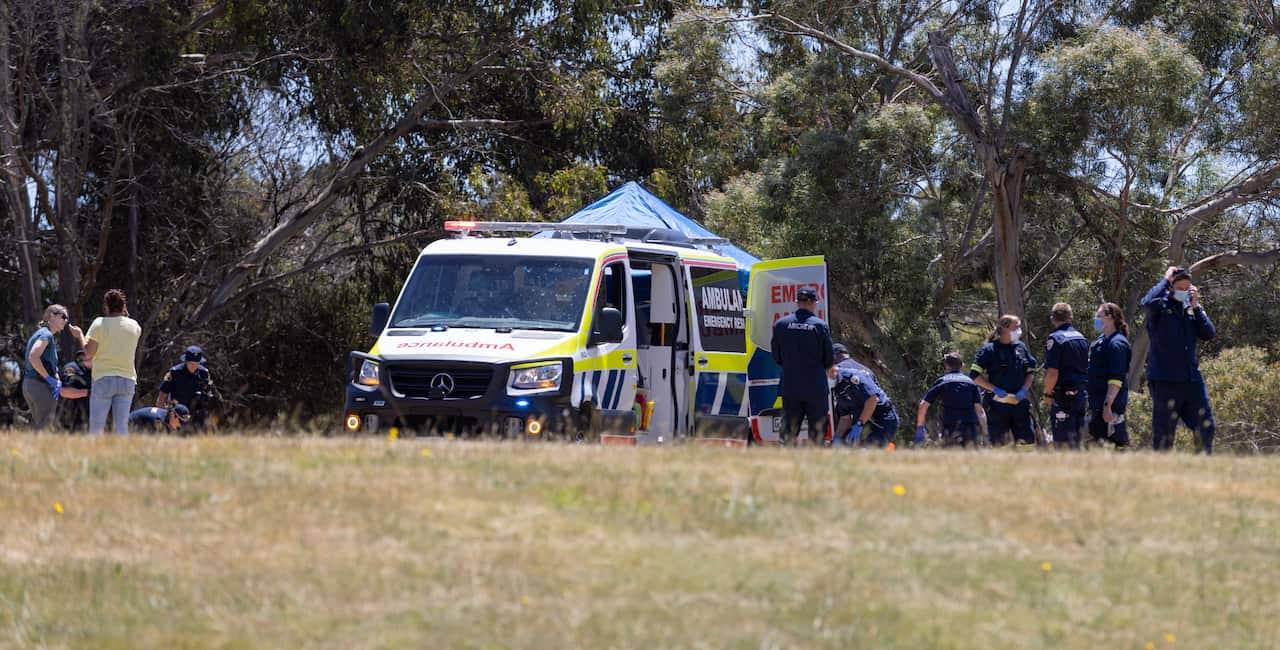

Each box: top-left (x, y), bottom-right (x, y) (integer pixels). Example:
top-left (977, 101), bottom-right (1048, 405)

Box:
top-left (343, 220), bottom-right (828, 444)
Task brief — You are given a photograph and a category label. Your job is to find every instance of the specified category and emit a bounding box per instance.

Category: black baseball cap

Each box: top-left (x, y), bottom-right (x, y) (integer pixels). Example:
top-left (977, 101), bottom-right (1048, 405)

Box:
top-left (171, 403), bottom-right (191, 421)
top-left (796, 287), bottom-right (818, 302)
top-left (832, 343), bottom-right (849, 355)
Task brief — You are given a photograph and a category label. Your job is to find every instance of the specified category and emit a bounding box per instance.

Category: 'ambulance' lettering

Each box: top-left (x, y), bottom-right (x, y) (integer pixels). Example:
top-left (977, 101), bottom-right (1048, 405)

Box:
top-left (770, 283), bottom-right (826, 304)
top-left (396, 340), bottom-right (517, 350)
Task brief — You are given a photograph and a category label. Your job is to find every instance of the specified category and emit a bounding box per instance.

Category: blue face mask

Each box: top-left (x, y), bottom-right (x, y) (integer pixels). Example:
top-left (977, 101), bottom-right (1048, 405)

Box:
top-left (1173, 289), bottom-right (1191, 304)
top-left (1093, 317), bottom-right (1105, 332)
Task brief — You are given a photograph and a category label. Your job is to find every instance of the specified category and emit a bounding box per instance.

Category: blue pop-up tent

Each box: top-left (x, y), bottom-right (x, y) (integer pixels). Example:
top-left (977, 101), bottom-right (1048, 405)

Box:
top-left (553, 181), bottom-right (760, 268)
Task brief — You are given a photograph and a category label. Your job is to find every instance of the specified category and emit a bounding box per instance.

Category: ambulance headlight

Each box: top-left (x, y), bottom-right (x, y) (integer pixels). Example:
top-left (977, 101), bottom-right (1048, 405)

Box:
top-left (356, 360), bottom-right (380, 387)
top-left (510, 363), bottom-right (562, 391)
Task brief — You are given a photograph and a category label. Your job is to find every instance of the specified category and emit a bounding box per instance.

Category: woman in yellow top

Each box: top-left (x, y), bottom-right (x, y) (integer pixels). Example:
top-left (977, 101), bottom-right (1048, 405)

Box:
top-left (84, 289), bottom-right (142, 434)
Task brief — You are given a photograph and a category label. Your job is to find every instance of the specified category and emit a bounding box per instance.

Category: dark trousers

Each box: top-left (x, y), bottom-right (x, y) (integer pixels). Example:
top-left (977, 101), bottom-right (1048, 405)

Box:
top-left (1087, 409), bottom-right (1129, 447)
top-left (984, 399), bottom-right (1035, 446)
top-left (863, 405), bottom-right (899, 447)
top-left (941, 421), bottom-right (979, 447)
top-left (1049, 388), bottom-right (1087, 450)
top-left (781, 394), bottom-right (829, 446)
top-left (1149, 381), bottom-right (1215, 454)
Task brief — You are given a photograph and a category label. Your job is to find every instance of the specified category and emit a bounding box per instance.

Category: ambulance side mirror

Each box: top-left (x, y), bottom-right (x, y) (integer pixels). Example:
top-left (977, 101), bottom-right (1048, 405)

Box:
top-left (369, 303), bottom-right (390, 336)
top-left (591, 307), bottom-right (624, 345)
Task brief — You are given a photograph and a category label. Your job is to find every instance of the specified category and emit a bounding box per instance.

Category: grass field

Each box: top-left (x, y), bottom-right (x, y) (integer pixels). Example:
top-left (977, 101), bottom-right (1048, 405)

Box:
top-left (3, 435), bottom-right (1279, 649)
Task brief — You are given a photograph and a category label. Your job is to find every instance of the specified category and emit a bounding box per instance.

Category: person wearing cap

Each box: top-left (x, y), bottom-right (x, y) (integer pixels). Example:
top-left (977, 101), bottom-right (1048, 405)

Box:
top-left (128, 404), bottom-right (190, 434)
top-left (833, 343), bottom-right (874, 375)
top-left (771, 286), bottom-right (836, 446)
top-left (970, 314), bottom-right (1038, 447)
top-left (832, 363), bottom-right (899, 447)
top-left (1141, 266), bottom-right (1217, 453)
top-left (1040, 303), bottom-right (1090, 450)
top-left (157, 345), bottom-right (214, 431)
top-left (916, 352), bottom-right (985, 447)
top-left (56, 352), bottom-right (93, 432)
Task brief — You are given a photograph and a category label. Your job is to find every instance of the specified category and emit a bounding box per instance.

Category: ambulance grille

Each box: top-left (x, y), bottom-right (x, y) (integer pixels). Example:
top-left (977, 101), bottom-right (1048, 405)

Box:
top-left (387, 364), bottom-right (494, 400)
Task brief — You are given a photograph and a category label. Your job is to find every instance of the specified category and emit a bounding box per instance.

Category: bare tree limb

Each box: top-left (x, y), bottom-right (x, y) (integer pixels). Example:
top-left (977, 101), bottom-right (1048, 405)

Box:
top-left (1189, 247), bottom-right (1280, 274)
top-left (1169, 161), bottom-right (1280, 264)
top-left (189, 45), bottom-right (512, 327)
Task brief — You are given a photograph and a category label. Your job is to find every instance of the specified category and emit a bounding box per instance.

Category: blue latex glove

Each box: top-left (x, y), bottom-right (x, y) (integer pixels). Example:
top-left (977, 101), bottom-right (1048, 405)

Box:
top-left (45, 374), bottom-right (61, 401)
top-left (993, 386), bottom-right (1008, 399)
top-left (844, 422), bottom-right (863, 446)
top-left (1015, 387), bottom-right (1028, 401)
top-left (914, 425), bottom-right (927, 445)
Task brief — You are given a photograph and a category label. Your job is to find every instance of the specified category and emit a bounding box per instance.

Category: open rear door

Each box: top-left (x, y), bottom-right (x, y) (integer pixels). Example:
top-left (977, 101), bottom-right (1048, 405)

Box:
top-left (744, 256), bottom-right (829, 444)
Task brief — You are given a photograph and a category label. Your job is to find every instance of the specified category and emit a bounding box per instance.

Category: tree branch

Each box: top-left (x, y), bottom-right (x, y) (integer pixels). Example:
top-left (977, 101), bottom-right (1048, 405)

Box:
top-left (1169, 161), bottom-right (1280, 264)
top-left (1189, 247), bottom-right (1280, 274)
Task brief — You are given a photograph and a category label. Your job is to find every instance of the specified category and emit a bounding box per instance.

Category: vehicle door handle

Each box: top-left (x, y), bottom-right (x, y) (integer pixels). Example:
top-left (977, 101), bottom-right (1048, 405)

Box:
top-left (622, 353), bottom-right (633, 364)
top-left (697, 356), bottom-right (709, 367)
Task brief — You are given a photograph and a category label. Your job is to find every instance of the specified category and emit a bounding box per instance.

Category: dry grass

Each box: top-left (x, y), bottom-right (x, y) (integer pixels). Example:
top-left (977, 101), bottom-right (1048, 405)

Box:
top-left (2, 434), bottom-right (1279, 649)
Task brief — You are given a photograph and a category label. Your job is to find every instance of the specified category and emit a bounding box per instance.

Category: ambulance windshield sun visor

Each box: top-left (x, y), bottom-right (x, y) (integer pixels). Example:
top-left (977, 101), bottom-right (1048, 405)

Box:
top-left (389, 255), bottom-right (595, 333)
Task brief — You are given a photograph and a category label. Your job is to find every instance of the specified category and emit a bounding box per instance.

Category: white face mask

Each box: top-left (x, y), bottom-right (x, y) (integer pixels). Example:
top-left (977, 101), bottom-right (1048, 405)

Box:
top-left (1009, 328), bottom-right (1023, 342)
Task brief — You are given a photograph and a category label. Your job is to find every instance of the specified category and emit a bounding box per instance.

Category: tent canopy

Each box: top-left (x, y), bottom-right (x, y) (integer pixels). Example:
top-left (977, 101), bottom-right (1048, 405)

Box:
top-left (551, 181), bottom-right (760, 268)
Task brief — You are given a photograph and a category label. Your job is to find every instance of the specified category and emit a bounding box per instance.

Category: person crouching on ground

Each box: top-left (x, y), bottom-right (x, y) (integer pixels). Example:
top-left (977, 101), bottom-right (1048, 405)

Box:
top-left (129, 403), bottom-right (190, 434)
top-left (916, 352), bottom-right (985, 447)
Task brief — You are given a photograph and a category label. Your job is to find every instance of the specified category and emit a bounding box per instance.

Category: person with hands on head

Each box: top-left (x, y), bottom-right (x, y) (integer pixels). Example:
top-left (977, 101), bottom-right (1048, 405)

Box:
top-left (916, 352), bottom-right (986, 447)
top-left (22, 304), bottom-right (85, 432)
top-left (970, 314), bottom-right (1038, 447)
top-left (771, 286), bottom-right (836, 446)
top-left (1141, 266), bottom-right (1217, 453)
top-left (1088, 302), bottom-right (1132, 449)
top-left (1040, 303), bottom-right (1090, 450)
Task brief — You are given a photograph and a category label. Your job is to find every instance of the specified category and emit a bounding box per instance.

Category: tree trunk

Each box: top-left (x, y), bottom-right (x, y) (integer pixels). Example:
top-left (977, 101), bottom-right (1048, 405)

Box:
top-left (989, 155), bottom-right (1028, 318)
top-left (0, 2), bottom-right (41, 324)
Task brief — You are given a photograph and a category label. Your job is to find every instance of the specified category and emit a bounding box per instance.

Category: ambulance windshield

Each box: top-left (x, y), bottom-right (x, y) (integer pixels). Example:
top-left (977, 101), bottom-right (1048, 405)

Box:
top-left (390, 255), bottom-right (595, 332)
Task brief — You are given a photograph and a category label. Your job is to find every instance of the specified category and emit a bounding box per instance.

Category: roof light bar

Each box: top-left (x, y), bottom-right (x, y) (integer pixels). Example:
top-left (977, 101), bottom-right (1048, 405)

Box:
top-left (443, 221), bottom-right (628, 237)
top-left (687, 236), bottom-right (729, 246)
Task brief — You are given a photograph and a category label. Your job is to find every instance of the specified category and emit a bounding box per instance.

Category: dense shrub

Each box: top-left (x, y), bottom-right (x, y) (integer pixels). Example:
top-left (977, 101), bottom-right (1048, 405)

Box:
top-left (1125, 347), bottom-right (1280, 454)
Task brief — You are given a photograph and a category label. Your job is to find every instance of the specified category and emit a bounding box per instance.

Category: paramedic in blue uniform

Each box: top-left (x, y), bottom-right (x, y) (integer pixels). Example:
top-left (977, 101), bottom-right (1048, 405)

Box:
top-left (916, 352), bottom-right (985, 447)
top-left (834, 362), bottom-right (899, 447)
top-left (1040, 303), bottom-right (1090, 449)
top-left (1141, 266), bottom-right (1217, 453)
top-left (771, 286), bottom-right (835, 446)
top-left (157, 345), bottom-right (214, 431)
top-left (128, 403), bottom-right (190, 434)
top-left (1088, 302), bottom-right (1132, 449)
top-left (970, 314), bottom-right (1038, 447)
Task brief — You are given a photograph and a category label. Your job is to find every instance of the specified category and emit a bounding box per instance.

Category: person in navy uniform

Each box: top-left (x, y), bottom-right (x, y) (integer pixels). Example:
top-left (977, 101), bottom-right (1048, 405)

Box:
top-left (916, 352), bottom-right (985, 447)
top-left (1141, 266), bottom-right (1217, 453)
top-left (970, 314), bottom-right (1038, 447)
top-left (128, 403), bottom-right (190, 434)
top-left (1040, 303), bottom-right (1090, 449)
top-left (832, 362), bottom-right (898, 447)
top-left (56, 352), bottom-right (93, 432)
top-left (771, 286), bottom-right (835, 446)
top-left (157, 345), bottom-right (214, 431)
top-left (833, 343), bottom-right (873, 375)
top-left (1088, 302), bottom-right (1132, 449)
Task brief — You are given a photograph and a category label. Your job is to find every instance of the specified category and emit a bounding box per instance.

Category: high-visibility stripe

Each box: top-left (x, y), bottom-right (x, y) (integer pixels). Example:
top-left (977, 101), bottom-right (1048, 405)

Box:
top-left (602, 370), bottom-right (618, 410)
top-left (1108, 379), bottom-right (1123, 386)
top-left (970, 364), bottom-right (986, 375)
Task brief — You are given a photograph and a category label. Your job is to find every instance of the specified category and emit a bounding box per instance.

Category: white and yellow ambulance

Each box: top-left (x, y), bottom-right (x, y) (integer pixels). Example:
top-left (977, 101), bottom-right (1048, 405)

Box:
top-left (343, 221), bottom-right (827, 443)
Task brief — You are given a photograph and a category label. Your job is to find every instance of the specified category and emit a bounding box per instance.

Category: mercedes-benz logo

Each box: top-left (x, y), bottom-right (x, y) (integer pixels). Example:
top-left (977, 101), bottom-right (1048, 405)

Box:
top-left (430, 373), bottom-right (455, 396)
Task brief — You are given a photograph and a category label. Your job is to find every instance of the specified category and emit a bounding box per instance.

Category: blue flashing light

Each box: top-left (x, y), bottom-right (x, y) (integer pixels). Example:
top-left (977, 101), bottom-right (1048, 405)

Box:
top-left (515, 399), bottom-right (530, 408)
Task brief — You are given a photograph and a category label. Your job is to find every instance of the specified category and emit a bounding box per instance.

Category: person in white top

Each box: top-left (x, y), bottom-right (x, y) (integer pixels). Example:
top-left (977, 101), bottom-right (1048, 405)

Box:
top-left (84, 289), bottom-right (142, 434)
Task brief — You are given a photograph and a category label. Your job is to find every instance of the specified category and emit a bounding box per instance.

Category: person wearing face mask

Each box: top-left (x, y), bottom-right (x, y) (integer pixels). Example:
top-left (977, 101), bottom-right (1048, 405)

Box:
top-left (1140, 266), bottom-right (1217, 453)
top-left (1040, 303), bottom-right (1090, 450)
top-left (1087, 302), bottom-right (1132, 449)
top-left (970, 314), bottom-right (1038, 447)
